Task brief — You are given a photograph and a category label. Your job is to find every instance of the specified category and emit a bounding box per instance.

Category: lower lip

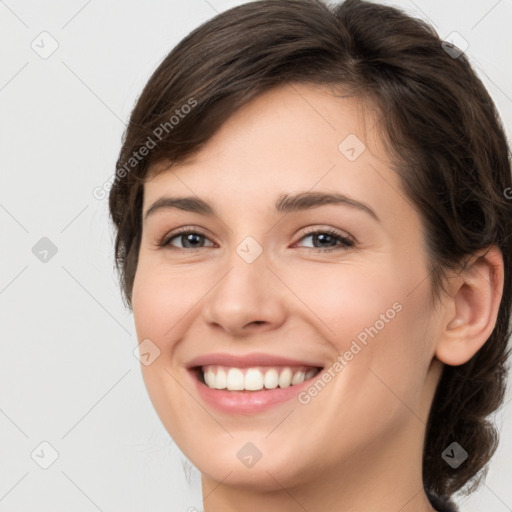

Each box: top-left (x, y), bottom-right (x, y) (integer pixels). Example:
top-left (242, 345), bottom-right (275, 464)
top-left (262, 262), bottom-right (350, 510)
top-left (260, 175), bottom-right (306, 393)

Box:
top-left (188, 369), bottom-right (321, 414)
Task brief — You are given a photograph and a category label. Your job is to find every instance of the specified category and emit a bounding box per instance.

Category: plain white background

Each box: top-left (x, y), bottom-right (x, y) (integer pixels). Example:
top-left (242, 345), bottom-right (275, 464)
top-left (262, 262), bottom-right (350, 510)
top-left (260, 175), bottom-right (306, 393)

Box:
top-left (1, 0), bottom-right (511, 511)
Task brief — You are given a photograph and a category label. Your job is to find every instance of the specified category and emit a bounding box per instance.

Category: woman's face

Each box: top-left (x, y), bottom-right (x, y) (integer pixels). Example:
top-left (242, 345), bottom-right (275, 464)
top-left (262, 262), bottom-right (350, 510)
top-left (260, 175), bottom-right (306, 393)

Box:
top-left (132, 83), bottom-right (446, 493)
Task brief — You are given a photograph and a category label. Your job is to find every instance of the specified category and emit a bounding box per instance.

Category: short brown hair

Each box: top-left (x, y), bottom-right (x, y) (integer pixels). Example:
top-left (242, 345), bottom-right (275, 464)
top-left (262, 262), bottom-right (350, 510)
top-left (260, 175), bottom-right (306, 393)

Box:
top-left (109, 0), bottom-right (512, 501)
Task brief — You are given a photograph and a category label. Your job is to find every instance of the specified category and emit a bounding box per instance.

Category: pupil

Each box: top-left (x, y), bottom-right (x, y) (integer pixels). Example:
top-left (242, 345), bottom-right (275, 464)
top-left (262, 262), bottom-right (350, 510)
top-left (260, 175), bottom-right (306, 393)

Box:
top-left (185, 234), bottom-right (201, 247)
top-left (181, 233), bottom-right (337, 248)
top-left (316, 233), bottom-right (333, 247)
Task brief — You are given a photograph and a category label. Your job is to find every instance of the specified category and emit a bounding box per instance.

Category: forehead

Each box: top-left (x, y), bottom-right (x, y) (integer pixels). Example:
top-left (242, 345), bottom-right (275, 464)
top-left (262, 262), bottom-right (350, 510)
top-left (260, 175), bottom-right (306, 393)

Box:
top-left (143, 83), bottom-right (401, 219)
top-left (149, 83), bottom-right (384, 170)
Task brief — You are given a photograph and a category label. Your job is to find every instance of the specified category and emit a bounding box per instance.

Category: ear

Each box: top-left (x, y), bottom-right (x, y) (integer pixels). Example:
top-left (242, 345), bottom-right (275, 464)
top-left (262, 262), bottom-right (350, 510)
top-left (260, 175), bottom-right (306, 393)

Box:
top-left (435, 245), bottom-right (504, 366)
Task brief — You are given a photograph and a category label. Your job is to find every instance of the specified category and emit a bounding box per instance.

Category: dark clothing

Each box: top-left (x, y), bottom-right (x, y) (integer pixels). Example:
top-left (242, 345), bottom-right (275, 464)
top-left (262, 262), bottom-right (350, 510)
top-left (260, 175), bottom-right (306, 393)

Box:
top-left (427, 490), bottom-right (459, 512)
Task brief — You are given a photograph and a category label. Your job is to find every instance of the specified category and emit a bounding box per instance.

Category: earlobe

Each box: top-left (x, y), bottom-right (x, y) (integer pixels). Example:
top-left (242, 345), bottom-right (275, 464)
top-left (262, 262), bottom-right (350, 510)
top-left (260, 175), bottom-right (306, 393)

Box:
top-left (435, 245), bottom-right (504, 367)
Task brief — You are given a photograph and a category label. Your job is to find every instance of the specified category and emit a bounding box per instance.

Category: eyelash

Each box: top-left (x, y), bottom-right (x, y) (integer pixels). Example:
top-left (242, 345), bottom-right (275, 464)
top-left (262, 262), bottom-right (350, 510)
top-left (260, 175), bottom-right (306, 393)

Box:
top-left (158, 227), bottom-right (354, 253)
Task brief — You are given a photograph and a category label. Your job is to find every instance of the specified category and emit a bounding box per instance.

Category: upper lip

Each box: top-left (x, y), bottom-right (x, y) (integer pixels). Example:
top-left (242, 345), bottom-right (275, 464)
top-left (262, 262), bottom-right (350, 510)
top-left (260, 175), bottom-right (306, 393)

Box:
top-left (186, 352), bottom-right (324, 369)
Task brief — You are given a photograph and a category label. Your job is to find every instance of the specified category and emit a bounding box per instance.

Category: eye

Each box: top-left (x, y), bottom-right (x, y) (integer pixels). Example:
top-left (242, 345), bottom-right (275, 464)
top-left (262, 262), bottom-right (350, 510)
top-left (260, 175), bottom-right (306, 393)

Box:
top-left (294, 228), bottom-right (354, 252)
top-left (159, 227), bottom-right (354, 253)
top-left (160, 227), bottom-right (214, 250)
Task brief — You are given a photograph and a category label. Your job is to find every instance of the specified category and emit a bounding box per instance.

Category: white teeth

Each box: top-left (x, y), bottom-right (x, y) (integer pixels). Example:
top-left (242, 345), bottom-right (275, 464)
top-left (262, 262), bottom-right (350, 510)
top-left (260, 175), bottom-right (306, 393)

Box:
top-left (214, 369), bottom-right (227, 390)
top-left (204, 368), bottom-right (215, 387)
top-left (278, 367), bottom-right (292, 388)
top-left (264, 368), bottom-right (279, 389)
top-left (201, 365), bottom-right (320, 391)
top-left (226, 368), bottom-right (244, 391)
top-left (244, 368), bottom-right (264, 390)
top-left (291, 370), bottom-right (305, 385)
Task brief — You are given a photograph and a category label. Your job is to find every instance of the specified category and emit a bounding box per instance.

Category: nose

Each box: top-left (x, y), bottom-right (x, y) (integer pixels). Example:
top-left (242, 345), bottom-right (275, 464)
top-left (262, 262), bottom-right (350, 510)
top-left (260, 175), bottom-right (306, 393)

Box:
top-left (200, 248), bottom-right (288, 337)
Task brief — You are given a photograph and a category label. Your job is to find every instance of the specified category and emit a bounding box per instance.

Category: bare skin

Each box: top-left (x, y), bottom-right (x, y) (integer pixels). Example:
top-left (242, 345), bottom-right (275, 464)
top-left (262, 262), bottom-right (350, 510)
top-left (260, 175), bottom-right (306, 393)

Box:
top-left (131, 83), bottom-right (504, 512)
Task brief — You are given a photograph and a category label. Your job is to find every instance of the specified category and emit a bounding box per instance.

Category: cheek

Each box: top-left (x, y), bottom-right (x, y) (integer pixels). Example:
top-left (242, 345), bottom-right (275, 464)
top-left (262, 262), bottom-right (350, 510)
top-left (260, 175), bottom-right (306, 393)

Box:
top-left (283, 261), bottom-right (405, 343)
top-left (341, 275), bottom-right (435, 408)
top-left (304, 258), bottom-right (434, 378)
top-left (131, 263), bottom-right (200, 425)
top-left (131, 261), bottom-right (200, 346)
top-left (304, 271), bottom-right (435, 446)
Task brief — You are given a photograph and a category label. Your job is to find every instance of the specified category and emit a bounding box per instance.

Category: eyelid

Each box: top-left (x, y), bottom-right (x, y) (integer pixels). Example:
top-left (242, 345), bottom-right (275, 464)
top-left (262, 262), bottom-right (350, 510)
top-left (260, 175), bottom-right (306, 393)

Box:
top-left (295, 225), bottom-right (355, 244)
top-left (160, 225), bottom-right (216, 248)
top-left (159, 225), bottom-right (355, 251)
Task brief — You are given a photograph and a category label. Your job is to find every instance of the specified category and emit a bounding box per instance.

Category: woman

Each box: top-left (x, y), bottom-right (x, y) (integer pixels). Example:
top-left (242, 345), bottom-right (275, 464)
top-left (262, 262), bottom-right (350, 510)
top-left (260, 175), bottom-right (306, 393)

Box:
top-left (108, 0), bottom-right (512, 510)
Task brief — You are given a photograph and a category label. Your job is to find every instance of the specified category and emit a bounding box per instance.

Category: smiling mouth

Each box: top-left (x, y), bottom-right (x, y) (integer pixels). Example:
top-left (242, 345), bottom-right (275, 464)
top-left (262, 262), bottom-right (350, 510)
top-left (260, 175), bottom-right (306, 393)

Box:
top-left (192, 365), bottom-right (323, 392)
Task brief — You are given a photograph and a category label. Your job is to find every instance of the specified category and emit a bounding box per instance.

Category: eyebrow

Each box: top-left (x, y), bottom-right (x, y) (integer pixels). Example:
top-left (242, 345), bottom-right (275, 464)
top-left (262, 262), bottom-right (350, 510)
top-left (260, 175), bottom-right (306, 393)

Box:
top-left (143, 191), bottom-right (379, 222)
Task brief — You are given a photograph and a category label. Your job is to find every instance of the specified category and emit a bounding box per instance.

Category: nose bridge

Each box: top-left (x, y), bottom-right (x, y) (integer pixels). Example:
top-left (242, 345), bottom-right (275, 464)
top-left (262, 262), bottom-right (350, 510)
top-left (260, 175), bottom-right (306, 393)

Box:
top-left (200, 234), bottom-right (286, 333)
